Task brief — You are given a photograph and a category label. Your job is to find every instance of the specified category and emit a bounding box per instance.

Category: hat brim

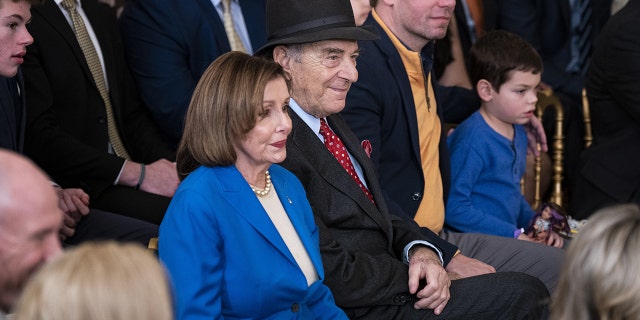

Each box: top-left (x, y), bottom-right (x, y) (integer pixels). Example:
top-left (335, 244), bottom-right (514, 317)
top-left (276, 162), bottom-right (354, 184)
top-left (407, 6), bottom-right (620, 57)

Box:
top-left (255, 25), bottom-right (378, 57)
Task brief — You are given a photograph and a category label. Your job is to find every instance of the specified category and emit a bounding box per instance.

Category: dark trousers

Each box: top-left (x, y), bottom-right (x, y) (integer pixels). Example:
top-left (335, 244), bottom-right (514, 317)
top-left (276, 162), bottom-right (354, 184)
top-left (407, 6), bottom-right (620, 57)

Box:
top-left (91, 186), bottom-right (171, 225)
top-left (345, 272), bottom-right (549, 319)
top-left (64, 208), bottom-right (158, 247)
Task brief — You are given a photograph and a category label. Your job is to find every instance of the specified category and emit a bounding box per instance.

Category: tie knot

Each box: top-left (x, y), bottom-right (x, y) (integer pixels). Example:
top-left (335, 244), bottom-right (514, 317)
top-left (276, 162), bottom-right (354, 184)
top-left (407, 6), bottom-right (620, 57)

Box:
top-left (61, 0), bottom-right (77, 11)
top-left (222, 0), bottom-right (231, 12)
top-left (319, 118), bottom-right (332, 138)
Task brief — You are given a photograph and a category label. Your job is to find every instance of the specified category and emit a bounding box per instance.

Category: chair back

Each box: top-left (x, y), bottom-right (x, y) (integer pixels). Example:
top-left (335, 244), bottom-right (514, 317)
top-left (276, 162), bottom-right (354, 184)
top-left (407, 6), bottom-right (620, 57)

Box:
top-left (582, 88), bottom-right (593, 148)
top-left (521, 89), bottom-right (565, 209)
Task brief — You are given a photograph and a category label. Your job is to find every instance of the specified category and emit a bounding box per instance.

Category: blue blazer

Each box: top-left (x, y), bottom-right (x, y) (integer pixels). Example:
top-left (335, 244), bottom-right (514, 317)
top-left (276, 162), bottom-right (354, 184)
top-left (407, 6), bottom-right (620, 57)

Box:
top-left (159, 164), bottom-right (346, 320)
top-left (119, 0), bottom-right (267, 145)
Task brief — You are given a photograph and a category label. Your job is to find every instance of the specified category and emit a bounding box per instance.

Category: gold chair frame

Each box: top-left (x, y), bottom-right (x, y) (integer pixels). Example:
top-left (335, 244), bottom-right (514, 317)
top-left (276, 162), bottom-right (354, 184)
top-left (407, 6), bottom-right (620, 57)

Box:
top-left (521, 89), bottom-right (565, 208)
top-left (582, 88), bottom-right (593, 148)
top-left (148, 237), bottom-right (159, 255)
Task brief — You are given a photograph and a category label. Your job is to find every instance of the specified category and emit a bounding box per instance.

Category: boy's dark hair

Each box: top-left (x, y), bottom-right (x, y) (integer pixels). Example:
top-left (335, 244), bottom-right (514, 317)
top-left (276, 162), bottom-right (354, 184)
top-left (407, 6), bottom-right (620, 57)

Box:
top-left (469, 30), bottom-right (543, 92)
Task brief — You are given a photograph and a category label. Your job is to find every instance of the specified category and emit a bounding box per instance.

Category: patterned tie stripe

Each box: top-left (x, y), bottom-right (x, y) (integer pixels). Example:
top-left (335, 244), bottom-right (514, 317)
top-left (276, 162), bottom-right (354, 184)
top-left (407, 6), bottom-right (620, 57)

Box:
top-left (61, 0), bottom-right (130, 159)
top-left (576, 0), bottom-right (592, 75)
top-left (319, 118), bottom-right (374, 204)
top-left (222, 0), bottom-right (247, 52)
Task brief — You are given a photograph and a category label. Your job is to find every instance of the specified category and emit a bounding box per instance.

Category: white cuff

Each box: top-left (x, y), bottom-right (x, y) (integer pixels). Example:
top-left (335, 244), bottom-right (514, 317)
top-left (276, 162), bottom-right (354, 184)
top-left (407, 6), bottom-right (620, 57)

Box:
top-left (403, 240), bottom-right (444, 266)
top-left (114, 159), bottom-right (127, 185)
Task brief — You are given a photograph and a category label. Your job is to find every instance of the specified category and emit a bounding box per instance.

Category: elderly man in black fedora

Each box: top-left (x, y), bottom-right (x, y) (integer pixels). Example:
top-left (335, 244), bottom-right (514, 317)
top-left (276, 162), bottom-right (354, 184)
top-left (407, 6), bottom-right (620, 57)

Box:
top-left (256, 0), bottom-right (550, 319)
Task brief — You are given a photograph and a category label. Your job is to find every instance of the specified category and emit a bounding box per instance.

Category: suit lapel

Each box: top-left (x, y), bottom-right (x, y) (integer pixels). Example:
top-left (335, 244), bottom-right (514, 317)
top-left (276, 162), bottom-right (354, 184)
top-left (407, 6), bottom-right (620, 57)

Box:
top-left (327, 115), bottom-right (394, 235)
top-left (0, 77), bottom-right (17, 151)
top-left (195, 0), bottom-right (232, 52)
top-left (37, 0), bottom-right (94, 88)
top-left (81, 0), bottom-right (117, 100)
top-left (328, 115), bottom-right (381, 202)
top-left (369, 18), bottom-right (423, 171)
top-left (215, 166), bottom-right (299, 266)
top-left (238, 0), bottom-right (267, 50)
top-left (269, 167), bottom-right (325, 277)
top-left (15, 71), bottom-right (25, 153)
top-left (289, 111), bottom-right (392, 236)
top-left (560, 0), bottom-right (572, 33)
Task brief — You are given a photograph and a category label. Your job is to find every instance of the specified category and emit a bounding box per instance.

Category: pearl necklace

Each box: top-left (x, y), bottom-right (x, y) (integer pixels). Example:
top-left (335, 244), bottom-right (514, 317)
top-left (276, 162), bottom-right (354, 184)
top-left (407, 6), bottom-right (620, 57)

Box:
top-left (250, 170), bottom-right (271, 197)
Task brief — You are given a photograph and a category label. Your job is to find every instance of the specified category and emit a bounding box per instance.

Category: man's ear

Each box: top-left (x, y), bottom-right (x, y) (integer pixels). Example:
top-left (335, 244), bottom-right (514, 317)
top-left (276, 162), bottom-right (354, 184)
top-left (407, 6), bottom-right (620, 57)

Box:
top-left (476, 79), bottom-right (493, 102)
top-left (273, 46), bottom-right (292, 74)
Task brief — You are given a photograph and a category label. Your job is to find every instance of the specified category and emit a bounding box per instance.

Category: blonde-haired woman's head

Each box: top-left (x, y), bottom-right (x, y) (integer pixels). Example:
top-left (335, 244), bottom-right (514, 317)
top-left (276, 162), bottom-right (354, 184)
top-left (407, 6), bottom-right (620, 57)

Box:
top-left (552, 204), bottom-right (640, 320)
top-left (13, 241), bottom-right (173, 320)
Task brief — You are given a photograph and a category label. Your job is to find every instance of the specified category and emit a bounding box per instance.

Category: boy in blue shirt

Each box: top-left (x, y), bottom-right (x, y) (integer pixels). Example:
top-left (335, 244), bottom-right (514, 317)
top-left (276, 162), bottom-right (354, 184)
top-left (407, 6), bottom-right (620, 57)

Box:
top-left (445, 30), bottom-right (563, 248)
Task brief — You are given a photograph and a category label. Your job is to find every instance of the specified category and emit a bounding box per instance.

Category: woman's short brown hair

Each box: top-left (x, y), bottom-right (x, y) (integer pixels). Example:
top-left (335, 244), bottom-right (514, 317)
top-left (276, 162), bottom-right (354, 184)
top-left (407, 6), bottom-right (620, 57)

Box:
top-left (176, 52), bottom-right (289, 180)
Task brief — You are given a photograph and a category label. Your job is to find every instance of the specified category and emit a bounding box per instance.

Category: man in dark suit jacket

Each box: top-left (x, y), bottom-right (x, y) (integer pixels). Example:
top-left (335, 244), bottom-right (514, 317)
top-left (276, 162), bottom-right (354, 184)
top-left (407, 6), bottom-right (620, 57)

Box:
top-left (1, 71), bottom-right (157, 246)
top-left (119, 0), bottom-right (266, 145)
top-left (496, 0), bottom-right (612, 188)
top-left (22, 0), bottom-right (178, 225)
top-left (257, 0), bottom-right (549, 318)
top-left (572, 1), bottom-right (640, 218)
top-left (343, 0), bottom-right (564, 293)
top-left (0, 0), bottom-right (156, 246)
top-left (1, 75), bottom-right (26, 154)
top-left (496, 0), bottom-right (610, 100)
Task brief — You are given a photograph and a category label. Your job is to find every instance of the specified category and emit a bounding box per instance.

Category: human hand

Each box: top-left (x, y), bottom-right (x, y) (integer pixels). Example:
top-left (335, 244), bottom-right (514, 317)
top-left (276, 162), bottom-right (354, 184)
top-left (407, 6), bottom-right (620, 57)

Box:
top-left (121, 159), bottom-right (179, 197)
top-left (407, 246), bottom-right (451, 315)
top-left (445, 253), bottom-right (495, 279)
top-left (546, 231), bottom-right (564, 248)
top-left (55, 187), bottom-right (90, 240)
top-left (139, 159), bottom-right (179, 197)
top-left (524, 116), bottom-right (548, 156)
top-left (517, 233), bottom-right (536, 242)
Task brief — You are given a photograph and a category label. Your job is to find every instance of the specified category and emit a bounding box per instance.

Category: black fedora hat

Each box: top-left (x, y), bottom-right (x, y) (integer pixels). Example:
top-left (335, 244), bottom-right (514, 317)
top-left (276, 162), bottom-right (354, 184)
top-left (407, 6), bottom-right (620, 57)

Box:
top-left (255, 0), bottom-right (378, 57)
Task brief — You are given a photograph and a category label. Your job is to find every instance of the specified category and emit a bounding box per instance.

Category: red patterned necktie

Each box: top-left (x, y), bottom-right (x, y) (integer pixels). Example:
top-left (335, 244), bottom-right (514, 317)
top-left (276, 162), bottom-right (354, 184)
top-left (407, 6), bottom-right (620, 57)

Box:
top-left (319, 118), bottom-right (374, 204)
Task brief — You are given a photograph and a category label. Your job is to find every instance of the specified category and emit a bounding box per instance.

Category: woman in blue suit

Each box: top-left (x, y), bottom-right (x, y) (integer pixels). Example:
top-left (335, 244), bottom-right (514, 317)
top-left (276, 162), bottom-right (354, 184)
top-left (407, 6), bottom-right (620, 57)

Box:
top-left (159, 52), bottom-right (346, 320)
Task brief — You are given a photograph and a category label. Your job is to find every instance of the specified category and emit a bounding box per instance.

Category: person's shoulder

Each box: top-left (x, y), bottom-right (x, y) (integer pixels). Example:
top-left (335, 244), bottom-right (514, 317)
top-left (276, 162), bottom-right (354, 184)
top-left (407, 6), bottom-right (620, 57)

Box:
top-left (514, 123), bottom-right (529, 145)
top-left (269, 164), bottom-right (302, 185)
top-left (355, 19), bottom-right (386, 59)
top-left (449, 110), bottom-right (484, 140)
top-left (178, 165), bottom-right (225, 188)
top-left (269, 164), bottom-right (289, 175)
top-left (119, 0), bottom-right (185, 20)
top-left (172, 166), bottom-right (239, 207)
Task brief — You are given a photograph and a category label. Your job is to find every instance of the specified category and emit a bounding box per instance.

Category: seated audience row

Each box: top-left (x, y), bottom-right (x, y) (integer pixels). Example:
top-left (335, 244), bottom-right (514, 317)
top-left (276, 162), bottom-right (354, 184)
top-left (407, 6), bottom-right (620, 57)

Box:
top-left (2, 0), bottom-right (637, 318)
top-left (0, 0), bottom-right (156, 246)
top-left (342, 0), bottom-right (563, 295)
top-left (4, 145), bottom-right (635, 319)
top-left (3, 2), bottom-right (548, 318)
top-left (22, 0), bottom-right (178, 225)
top-left (0, 150), bottom-right (170, 319)
top-left (445, 30), bottom-right (563, 248)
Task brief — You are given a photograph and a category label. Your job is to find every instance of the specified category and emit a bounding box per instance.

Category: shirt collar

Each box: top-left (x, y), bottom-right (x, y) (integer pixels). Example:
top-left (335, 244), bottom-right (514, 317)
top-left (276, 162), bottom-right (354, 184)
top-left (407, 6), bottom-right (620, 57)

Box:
top-left (211, 0), bottom-right (238, 9)
top-left (55, 0), bottom-right (77, 6)
top-left (289, 98), bottom-right (323, 140)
